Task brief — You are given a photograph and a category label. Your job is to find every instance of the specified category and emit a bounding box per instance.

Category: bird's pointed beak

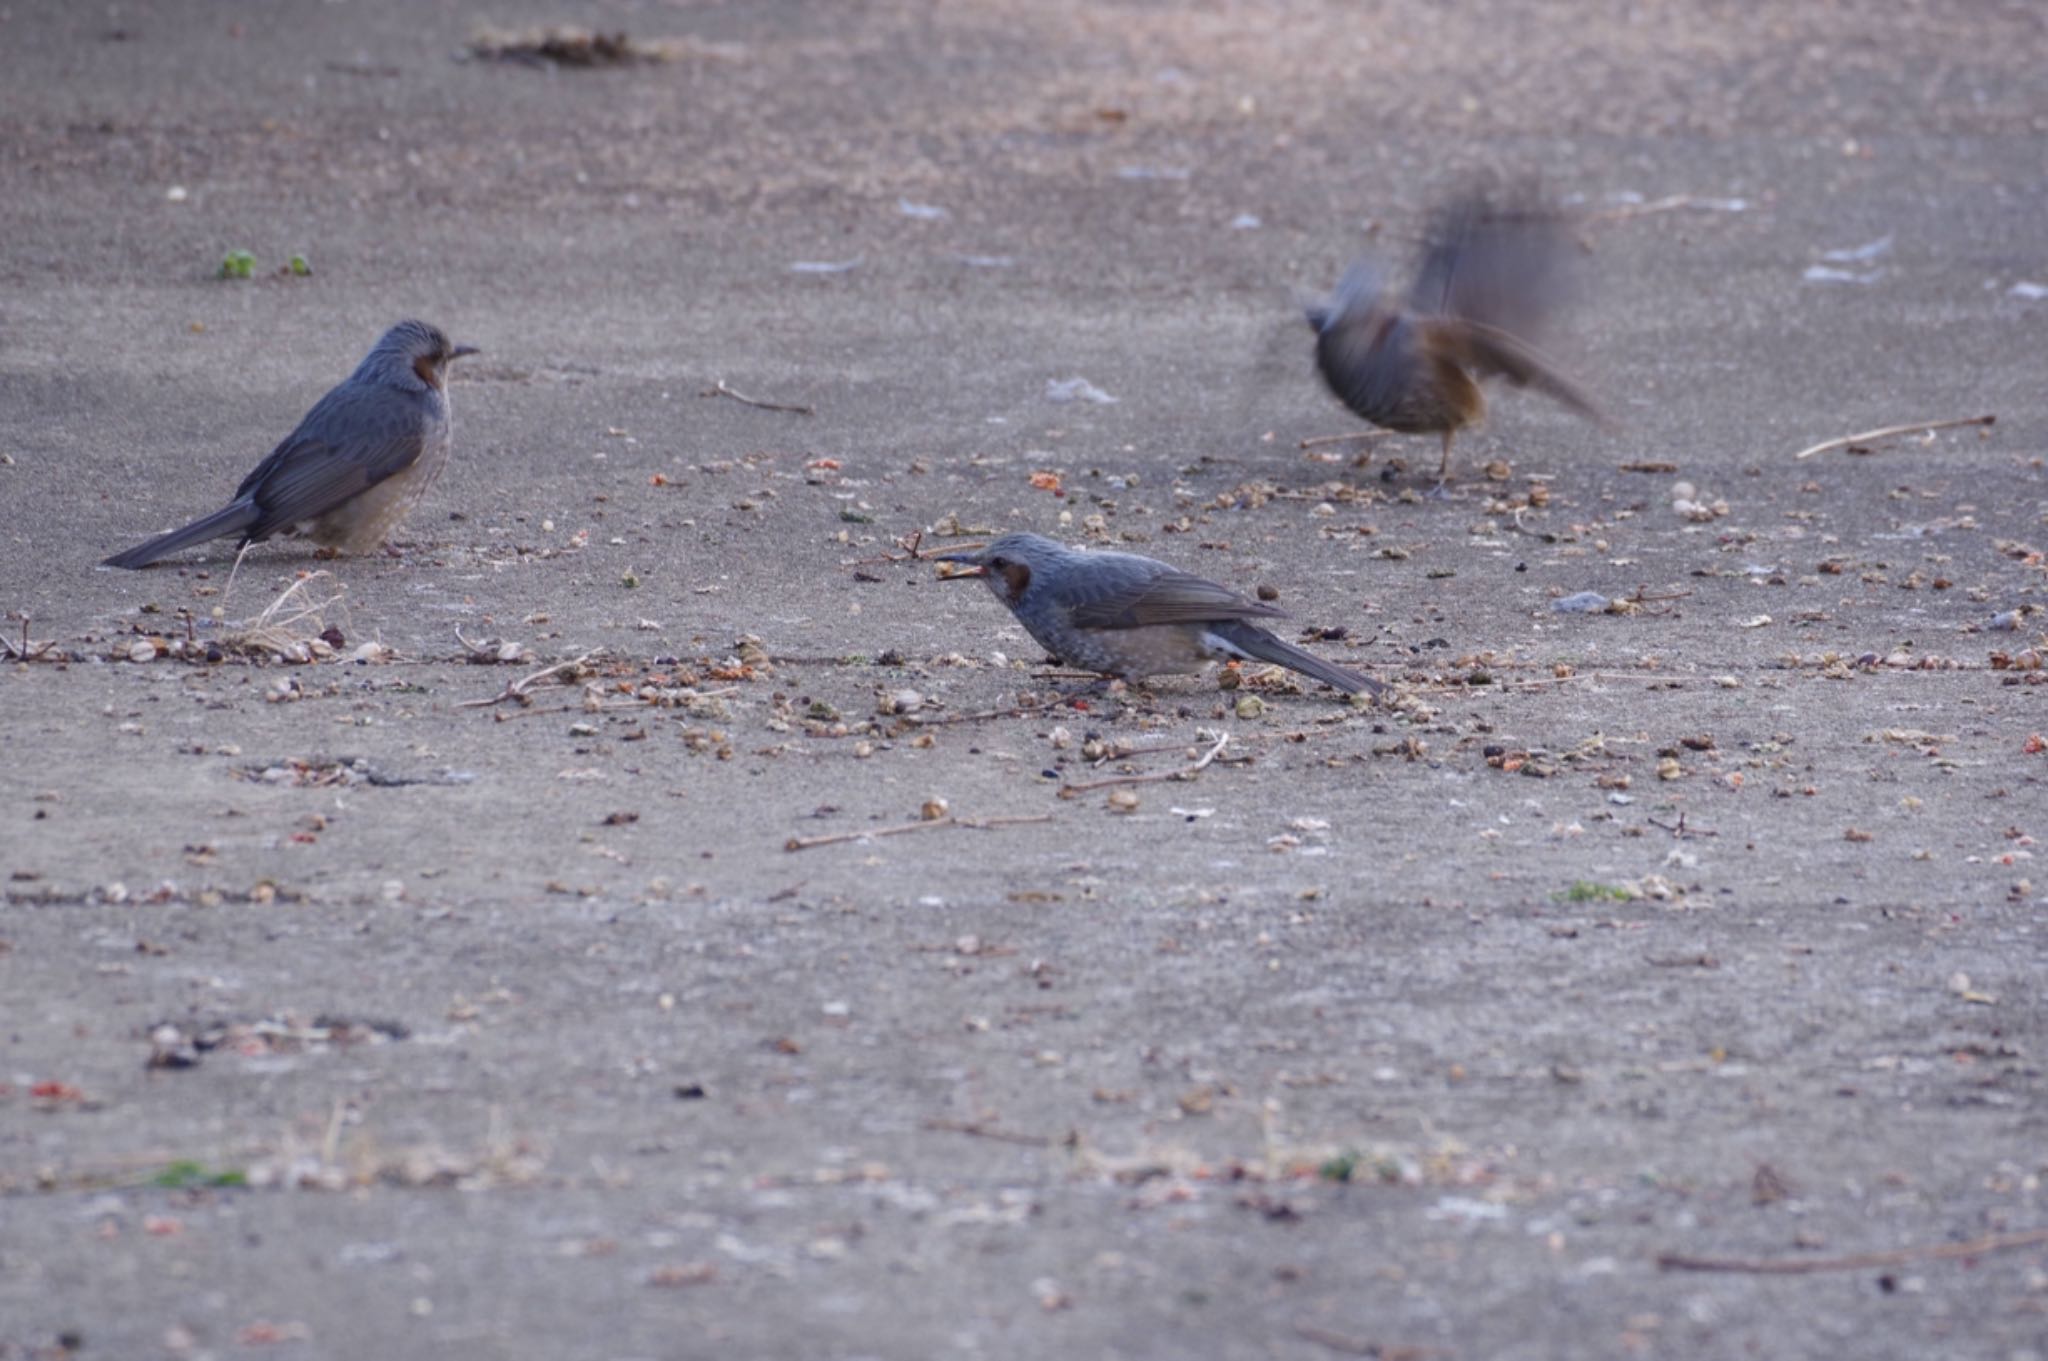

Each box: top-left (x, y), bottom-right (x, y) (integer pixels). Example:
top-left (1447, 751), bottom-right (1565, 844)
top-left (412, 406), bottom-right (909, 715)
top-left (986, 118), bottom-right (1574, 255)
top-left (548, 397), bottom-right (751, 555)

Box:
top-left (450, 344), bottom-right (481, 360)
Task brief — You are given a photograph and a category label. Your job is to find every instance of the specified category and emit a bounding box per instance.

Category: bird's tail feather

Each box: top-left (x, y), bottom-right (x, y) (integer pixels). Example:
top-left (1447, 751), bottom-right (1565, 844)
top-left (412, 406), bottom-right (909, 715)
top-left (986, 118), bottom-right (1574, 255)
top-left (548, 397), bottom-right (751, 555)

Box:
top-left (1432, 319), bottom-right (1615, 431)
top-left (1210, 621), bottom-right (1385, 697)
top-left (102, 501), bottom-right (260, 570)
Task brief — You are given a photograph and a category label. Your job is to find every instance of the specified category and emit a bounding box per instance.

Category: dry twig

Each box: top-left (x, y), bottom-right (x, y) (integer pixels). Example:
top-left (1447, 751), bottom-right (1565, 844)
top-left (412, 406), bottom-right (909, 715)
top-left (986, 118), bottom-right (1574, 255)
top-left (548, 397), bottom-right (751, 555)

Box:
top-left (784, 813), bottom-right (1052, 852)
top-left (1299, 431), bottom-right (1392, 451)
top-left (220, 571), bottom-right (346, 659)
top-left (1059, 732), bottom-right (1230, 797)
top-left (1791, 414), bottom-right (1994, 462)
top-left (1087, 736), bottom-right (1197, 767)
top-left (1585, 194), bottom-right (1742, 224)
top-left (453, 627), bottom-right (512, 661)
top-left (1, 616), bottom-right (56, 662)
top-left (1646, 811), bottom-right (1715, 839)
top-left (902, 701), bottom-right (1049, 728)
top-left (842, 530), bottom-right (939, 568)
top-left (921, 1118), bottom-right (1071, 1148)
top-left (1657, 1226), bottom-right (2048, 1275)
top-left (701, 379), bottom-right (814, 416)
top-left (458, 650), bottom-right (604, 709)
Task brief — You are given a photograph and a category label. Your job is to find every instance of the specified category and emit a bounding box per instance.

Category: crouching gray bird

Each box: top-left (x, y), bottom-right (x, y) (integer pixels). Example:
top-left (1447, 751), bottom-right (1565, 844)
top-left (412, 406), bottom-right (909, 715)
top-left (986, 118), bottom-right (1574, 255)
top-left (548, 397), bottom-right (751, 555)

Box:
top-left (936, 533), bottom-right (1383, 698)
top-left (103, 320), bottom-right (479, 569)
top-left (1307, 191), bottom-right (1609, 483)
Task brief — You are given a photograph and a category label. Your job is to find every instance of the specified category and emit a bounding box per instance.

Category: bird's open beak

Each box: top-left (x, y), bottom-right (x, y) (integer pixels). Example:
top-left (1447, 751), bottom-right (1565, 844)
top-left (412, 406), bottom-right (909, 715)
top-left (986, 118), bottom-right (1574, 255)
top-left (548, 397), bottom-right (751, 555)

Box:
top-left (450, 344), bottom-right (481, 360)
top-left (931, 544), bottom-right (988, 580)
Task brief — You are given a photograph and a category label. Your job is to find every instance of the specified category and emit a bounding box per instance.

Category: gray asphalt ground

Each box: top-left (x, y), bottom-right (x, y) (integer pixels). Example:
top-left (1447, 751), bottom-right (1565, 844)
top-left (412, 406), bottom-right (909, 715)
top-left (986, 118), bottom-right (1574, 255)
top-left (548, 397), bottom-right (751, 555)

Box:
top-left (3, 1), bottom-right (2046, 1358)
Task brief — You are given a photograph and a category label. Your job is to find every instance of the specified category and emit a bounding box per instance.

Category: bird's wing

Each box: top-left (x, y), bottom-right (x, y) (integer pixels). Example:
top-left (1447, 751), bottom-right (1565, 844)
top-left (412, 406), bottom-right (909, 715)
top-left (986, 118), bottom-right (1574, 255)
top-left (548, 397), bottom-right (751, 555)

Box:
top-left (237, 385), bottom-right (430, 535)
top-left (1410, 193), bottom-right (1574, 340)
top-left (1426, 319), bottom-right (1612, 428)
top-left (1068, 565), bottom-right (1287, 630)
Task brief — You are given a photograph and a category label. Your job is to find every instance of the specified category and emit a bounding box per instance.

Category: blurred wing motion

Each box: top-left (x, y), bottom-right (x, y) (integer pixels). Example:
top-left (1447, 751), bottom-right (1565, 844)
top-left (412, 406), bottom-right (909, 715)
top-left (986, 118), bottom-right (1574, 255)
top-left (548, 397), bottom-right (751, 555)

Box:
top-left (1422, 318), bottom-right (1612, 429)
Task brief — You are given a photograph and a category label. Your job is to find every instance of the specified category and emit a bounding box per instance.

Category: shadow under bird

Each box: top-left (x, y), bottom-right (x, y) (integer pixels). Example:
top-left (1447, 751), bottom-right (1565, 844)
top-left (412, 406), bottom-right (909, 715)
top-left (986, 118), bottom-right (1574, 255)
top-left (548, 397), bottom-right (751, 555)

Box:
top-left (936, 533), bottom-right (1383, 698)
top-left (103, 320), bottom-right (479, 569)
top-left (1307, 192), bottom-right (1610, 482)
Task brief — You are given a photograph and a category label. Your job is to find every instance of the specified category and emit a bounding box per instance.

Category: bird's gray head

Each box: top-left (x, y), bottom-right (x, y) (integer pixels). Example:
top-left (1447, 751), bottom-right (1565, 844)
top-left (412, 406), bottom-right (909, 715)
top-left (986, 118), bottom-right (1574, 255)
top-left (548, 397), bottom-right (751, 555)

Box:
top-left (935, 532), bottom-right (1070, 606)
top-left (1307, 259), bottom-right (1387, 334)
top-left (354, 319), bottom-right (480, 392)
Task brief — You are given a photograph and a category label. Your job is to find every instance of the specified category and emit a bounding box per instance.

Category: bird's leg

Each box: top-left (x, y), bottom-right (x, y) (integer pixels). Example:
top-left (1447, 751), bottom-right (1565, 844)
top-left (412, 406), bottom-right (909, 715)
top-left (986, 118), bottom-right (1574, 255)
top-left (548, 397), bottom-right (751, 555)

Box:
top-left (1427, 430), bottom-right (1457, 499)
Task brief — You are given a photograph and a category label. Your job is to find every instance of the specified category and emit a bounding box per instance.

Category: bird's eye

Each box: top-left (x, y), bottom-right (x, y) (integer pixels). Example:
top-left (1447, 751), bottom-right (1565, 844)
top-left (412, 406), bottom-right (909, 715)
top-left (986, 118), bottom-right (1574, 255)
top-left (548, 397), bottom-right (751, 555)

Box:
top-left (987, 556), bottom-right (1006, 569)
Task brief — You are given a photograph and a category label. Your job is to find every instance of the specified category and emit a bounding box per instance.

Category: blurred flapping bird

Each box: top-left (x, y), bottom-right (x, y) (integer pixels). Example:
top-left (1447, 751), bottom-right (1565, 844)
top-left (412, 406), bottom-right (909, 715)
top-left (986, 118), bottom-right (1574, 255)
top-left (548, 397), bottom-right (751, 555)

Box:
top-left (1307, 191), bottom-right (1608, 483)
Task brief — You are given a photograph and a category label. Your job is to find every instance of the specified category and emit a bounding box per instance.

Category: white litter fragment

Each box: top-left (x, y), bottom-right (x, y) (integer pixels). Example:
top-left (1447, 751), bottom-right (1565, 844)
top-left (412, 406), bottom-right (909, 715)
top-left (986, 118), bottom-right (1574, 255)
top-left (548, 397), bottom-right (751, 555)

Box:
top-left (789, 257), bottom-right (862, 274)
top-left (1045, 377), bottom-right (1118, 405)
top-left (1595, 191), bottom-right (1747, 213)
top-left (1551, 591), bottom-right (1609, 614)
top-left (1803, 265), bottom-right (1882, 284)
top-left (1428, 1196), bottom-right (1509, 1223)
top-left (896, 199), bottom-right (948, 220)
top-left (1229, 213), bottom-right (1262, 230)
top-left (956, 254), bottom-right (1015, 268)
top-left (1821, 234), bottom-right (1893, 263)
top-left (2008, 281), bottom-right (2048, 300)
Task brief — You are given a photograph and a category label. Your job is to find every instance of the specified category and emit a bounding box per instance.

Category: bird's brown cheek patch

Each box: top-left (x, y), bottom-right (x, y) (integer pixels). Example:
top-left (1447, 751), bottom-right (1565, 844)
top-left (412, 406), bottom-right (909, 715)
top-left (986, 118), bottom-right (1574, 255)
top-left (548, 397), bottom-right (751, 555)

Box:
top-left (999, 561), bottom-right (1032, 601)
top-left (412, 354), bottom-right (442, 388)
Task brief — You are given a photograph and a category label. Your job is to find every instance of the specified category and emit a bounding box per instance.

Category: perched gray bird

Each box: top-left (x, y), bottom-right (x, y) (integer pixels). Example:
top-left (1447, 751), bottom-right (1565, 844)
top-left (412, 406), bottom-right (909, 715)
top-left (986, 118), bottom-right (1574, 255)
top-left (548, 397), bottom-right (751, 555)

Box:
top-left (103, 320), bottom-right (478, 569)
top-left (1307, 191), bottom-right (1608, 483)
top-left (936, 533), bottom-right (1382, 697)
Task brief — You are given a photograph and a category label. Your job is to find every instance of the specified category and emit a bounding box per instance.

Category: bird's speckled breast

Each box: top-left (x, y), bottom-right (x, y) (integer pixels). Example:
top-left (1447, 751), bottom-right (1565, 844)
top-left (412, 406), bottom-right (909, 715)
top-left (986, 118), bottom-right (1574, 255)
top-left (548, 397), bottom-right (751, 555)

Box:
top-left (1020, 608), bottom-right (1214, 680)
top-left (310, 422), bottom-right (452, 553)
